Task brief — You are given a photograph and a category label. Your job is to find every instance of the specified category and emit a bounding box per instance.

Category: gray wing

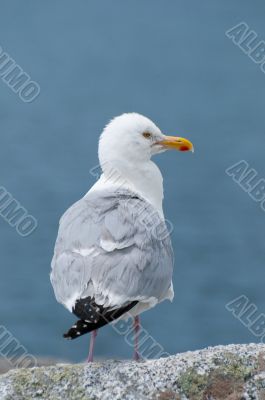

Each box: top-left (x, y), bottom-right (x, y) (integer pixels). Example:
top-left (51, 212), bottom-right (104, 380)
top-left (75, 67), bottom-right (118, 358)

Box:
top-left (50, 188), bottom-right (174, 312)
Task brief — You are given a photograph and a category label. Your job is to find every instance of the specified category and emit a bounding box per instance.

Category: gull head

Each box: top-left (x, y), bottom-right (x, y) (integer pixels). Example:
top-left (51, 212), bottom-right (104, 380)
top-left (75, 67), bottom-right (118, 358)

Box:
top-left (98, 113), bottom-right (193, 169)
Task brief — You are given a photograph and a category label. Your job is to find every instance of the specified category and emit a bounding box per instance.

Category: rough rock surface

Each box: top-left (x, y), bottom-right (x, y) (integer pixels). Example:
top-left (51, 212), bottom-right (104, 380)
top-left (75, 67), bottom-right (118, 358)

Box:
top-left (1, 344), bottom-right (265, 399)
top-left (0, 358), bottom-right (67, 375)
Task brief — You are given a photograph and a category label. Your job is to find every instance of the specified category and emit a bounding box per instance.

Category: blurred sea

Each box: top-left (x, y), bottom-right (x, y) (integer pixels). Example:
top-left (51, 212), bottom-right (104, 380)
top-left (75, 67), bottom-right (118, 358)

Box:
top-left (0, 1), bottom-right (265, 362)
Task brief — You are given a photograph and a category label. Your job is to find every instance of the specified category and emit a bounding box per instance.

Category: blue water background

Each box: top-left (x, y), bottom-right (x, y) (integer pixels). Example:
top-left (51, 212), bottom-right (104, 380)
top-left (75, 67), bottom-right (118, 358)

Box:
top-left (0, 1), bottom-right (265, 361)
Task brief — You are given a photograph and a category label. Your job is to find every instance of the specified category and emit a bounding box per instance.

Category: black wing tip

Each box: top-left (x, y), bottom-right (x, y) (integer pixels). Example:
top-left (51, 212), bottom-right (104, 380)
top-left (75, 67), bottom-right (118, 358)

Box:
top-left (63, 330), bottom-right (75, 340)
top-left (63, 333), bottom-right (73, 340)
top-left (63, 297), bottom-right (139, 340)
top-left (63, 320), bottom-right (91, 340)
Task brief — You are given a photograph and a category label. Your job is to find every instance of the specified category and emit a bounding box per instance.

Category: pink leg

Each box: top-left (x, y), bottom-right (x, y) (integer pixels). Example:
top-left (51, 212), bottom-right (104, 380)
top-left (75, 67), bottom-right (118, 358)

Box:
top-left (87, 330), bottom-right (97, 363)
top-left (133, 315), bottom-right (140, 361)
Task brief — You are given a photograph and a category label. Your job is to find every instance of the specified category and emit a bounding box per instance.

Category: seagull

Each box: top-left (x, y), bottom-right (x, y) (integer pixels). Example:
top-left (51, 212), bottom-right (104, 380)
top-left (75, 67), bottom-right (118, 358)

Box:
top-left (50, 113), bottom-right (193, 362)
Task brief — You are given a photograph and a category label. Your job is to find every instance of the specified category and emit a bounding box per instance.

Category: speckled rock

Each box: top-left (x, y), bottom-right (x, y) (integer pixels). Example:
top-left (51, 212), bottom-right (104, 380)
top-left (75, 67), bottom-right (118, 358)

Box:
top-left (0, 357), bottom-right (68, 375)
top-left (1, 344), bottom-right (265, 399)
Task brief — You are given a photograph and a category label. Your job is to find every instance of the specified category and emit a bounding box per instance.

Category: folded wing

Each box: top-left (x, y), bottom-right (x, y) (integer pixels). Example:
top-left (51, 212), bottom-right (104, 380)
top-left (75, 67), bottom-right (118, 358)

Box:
top-left (50, 188), bottom-right (174, 316)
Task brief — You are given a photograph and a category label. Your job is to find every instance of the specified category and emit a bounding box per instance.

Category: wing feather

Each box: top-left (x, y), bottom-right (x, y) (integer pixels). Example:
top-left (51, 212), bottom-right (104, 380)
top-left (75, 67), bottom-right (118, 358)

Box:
top-left (50, 189), bottom-right (174, 312)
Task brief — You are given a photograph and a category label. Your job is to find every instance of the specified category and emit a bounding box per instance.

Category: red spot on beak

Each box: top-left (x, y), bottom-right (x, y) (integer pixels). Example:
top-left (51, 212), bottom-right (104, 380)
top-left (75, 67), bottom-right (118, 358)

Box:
top-left (179, 145), bottom-right (190, 152)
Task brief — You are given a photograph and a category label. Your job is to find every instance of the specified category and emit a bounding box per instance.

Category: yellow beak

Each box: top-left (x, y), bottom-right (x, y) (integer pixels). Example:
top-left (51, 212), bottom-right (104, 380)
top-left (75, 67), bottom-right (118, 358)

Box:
top-left (159, 136), bottom-right (194, 152)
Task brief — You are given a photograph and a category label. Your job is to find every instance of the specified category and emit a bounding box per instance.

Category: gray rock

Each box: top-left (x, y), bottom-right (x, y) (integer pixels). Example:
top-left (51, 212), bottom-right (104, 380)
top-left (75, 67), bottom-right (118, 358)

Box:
top-left (0, 357), bottom-right (68, 375)
top-left (1, 343), bottom-right (265, 399)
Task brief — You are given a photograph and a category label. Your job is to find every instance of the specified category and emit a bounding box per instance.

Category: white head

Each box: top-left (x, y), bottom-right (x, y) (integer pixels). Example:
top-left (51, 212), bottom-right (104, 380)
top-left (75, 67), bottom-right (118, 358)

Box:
top-left (99, 112), bottom-right (193, 168)
top-left (97, 113), bottom-right (193, 213)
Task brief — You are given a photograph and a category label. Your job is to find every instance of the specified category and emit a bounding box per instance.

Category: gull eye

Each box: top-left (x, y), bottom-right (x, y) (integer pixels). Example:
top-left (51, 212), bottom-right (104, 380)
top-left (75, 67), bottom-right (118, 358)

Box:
top-left (143, 132), bottom-right (152, 139)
